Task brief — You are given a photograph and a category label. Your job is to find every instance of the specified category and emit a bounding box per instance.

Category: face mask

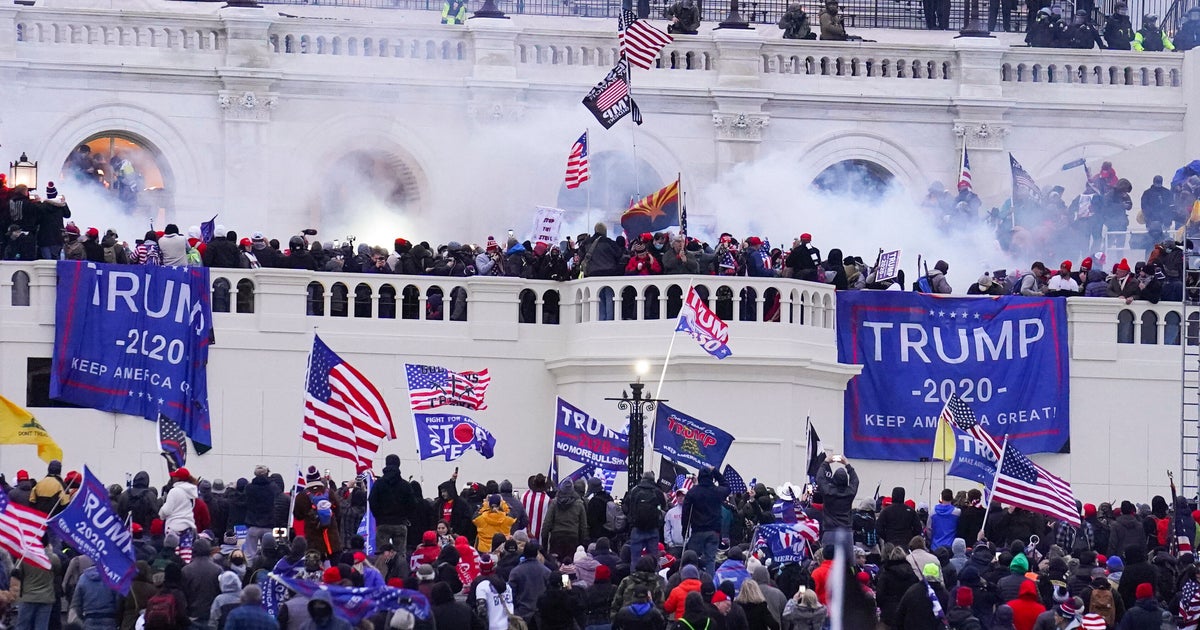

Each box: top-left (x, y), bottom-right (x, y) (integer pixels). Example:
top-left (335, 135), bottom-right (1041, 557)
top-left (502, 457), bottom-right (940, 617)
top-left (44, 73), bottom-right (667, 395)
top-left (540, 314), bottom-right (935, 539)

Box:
top-left (232, 557), bottom-right (245, 566)
top-left (311, 603), bottom-right (332, 622)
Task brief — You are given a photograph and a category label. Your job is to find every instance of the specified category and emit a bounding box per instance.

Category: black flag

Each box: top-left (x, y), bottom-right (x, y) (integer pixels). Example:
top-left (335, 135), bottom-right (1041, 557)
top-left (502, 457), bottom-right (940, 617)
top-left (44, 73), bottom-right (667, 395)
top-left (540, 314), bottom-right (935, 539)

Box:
top-left (582, 58), bottom-right (643, 129)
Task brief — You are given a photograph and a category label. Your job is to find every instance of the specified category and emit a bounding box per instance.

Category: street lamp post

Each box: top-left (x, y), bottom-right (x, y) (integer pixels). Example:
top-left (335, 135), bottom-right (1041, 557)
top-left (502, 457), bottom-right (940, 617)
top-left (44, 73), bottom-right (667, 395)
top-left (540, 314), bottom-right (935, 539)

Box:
top-left (607, 374), bottom-right (666, 492)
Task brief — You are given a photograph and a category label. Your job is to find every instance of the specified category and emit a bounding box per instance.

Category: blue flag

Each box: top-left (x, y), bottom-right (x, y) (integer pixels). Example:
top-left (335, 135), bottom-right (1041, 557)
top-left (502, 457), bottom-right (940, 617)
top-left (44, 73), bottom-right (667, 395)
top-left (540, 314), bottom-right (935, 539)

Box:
top-left (753, 522), bottom-right (819, 566)
top-left (356, 472), bottom-right (376, 555)
top-left (270, 574), bottom-right (431, 623)
top-left (414, 413), bottom-right (496, 461)
top-left (723, 464), bottom-right (748, 495)
top-left (653, 403), bottom-right (735, 471)
top-left (50, 262), bottom-right (213, 451)
top-left (676, 287), bottom-right (732, 359)
top-left (200, 215), bottom-right (217, 244)
top-left (554, 397), bottom-right (628, 470)
top-left (46, 466), bottom-right (136, 595)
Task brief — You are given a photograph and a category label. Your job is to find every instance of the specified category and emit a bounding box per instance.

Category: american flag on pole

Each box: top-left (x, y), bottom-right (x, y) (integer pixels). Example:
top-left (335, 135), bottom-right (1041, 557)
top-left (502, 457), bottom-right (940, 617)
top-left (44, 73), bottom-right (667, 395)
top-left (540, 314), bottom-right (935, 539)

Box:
top-left (0, 493), bottom-right (51, 569)
top-left (958, 148), bottom-right (973, 191)
top-left (177, 529), bottom-right (194, 564)
top-left (405, 364), bottom-right (491, 411)
top-left (1010, 153), bottom-right (1043, 202)
top-left (940, 394), bottom-right (1000, 453)
top-left (303, 335), bottom-right (397, 473)
top-left (565, 131), bottom-right (590, 190)
top-left (158, 414), bottom-right (188, 473)
top-left (990, 438), bottom-right (1080, 526)
top-left (618, 9), bottom-right (673, 70)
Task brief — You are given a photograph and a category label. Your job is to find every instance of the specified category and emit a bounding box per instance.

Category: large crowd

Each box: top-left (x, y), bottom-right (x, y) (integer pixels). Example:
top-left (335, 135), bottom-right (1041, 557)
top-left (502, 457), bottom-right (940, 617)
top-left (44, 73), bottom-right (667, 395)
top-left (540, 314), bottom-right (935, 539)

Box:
top-left (1, 454), bottom-right (1199, 630)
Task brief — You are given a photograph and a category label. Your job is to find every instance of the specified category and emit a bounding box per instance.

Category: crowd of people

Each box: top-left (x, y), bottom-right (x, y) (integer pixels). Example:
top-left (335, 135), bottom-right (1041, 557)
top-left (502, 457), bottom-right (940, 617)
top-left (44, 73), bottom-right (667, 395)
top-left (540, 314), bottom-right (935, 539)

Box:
top-left (2, 453), bottom-right (1200, 630)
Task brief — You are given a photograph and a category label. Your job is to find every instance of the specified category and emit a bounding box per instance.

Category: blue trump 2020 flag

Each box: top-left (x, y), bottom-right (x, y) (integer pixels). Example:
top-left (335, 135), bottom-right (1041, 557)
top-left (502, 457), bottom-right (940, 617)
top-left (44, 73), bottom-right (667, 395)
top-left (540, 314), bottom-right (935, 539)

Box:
top-left (50, 262), bottom-right (213, 450)
top-left (653, 403), bottom-right (735, 471)
top-left (554, 397), bottom-right (628, 471)
top-left (837, 292), bottom-right (1069, 461)
top-left (356, 472), bottom-right (376, 555)
top-left (271, 574), bottom-right (431, 623)
top-left (47, 466), bottom-right (136, 595)
top-left (414, 413), bottom-right (496, 461)
top-left (676, 287), bottom-right (732, 359)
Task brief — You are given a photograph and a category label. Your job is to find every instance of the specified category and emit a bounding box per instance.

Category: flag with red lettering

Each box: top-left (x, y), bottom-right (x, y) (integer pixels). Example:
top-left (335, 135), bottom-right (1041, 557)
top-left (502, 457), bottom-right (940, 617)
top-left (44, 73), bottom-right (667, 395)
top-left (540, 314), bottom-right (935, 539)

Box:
top-left (653, 402), bottom-right (735, 471)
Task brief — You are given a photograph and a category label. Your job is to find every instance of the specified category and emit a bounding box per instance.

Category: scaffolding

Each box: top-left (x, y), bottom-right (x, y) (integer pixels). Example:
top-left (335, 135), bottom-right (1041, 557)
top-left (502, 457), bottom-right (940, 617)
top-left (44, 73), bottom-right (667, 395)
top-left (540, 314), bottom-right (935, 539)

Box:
top-left (1183, 236), bottom-right (1199, 498)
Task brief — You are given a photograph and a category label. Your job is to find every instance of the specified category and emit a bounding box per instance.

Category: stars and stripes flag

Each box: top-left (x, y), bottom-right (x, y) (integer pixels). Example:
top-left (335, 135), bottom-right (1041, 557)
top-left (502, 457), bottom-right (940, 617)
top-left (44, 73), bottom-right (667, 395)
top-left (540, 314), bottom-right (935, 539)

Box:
top-left (618, 9), bottom-right (673, 70)
top-left (941, 394), bottom-right (1000, 452)
top-left (723, 464), bottom-right (748, 495)
top-left (0, 493), bottom-right (51, 569)
top-left (674, 473), bottom-right (694, 493)
top-left (404, 364), bottom-right (491, 412)
top-left (959, 148), bottom-right (973, 191)
top-left (1177, 578), bottom-right (1200, 628)
top-left (1010, 153), bottom-right (1042, 202)
top-left (582, 58), bottom-right (643, 130)
top-left (303, 335), bottom-right (397, 473)
top-left (990, 438), bottom-right (1080, 526)
top-left (158, 414), bottom-right (188, 473)
top-left (565, 131), bottom-right (590, 190)
top-left (177, 529), bottom-right (194, 564)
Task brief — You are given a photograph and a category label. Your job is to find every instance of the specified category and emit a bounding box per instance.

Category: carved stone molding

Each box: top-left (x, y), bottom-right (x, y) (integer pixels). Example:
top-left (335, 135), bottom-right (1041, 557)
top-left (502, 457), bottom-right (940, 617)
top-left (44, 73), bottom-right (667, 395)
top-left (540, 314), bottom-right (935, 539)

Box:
top-left (467, 101), bottom-right (525, 123)
top-left (953, 121), bottom-right (1010, 150)
top-left (713, 112), bottom-right (769, 142)
top-left (218, 90), bottom-right (277, 122)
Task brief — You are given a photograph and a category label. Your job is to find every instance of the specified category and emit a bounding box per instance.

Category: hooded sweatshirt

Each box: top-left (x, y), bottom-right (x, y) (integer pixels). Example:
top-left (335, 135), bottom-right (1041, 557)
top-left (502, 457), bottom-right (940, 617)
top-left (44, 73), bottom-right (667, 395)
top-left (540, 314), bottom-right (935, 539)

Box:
top-left (931, 503), bottom-right (962, 550)
top-left (876, 488), bottom-right (922, 547)
top-left (542, 480), bottom-right (588, 547)
top-left (1005, 580), bottom-right (1045, 630)
top-left (208, 571), bottom-right (242, 630)
top-left (159, 481), bottom-right (197, 534)
top-left (815, 460), bottom-right (859, 530)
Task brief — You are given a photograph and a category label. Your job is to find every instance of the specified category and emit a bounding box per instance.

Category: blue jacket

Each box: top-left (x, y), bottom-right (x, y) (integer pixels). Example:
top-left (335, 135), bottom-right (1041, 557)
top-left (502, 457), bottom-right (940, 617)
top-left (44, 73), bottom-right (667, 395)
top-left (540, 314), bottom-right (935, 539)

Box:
top-left (930, 503), bottom-right (960, 550)
top-left (71, 567), bottom-right (119, 620)
top-left (244, 476), bottom-right (278, 528)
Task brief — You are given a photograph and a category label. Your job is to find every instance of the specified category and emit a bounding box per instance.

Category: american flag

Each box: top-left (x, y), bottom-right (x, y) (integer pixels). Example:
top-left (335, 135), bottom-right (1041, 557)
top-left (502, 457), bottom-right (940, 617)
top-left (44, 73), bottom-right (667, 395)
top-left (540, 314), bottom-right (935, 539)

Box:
top-left (959, 148), bottom-right (973, 191)
top-left (177, 529), bottom-right (194, 564)
top-left (404, 364), bottom-right (491, 411)
top-left (618, 9), bottom-right (673, 70)
top-left (158, 414), bottom-right (188, 473)
top-left (303, 335), bottom-right (397, 473)
top-left (940, 394), bottom-right (1000, 454)
top-left (723, 464), bottom-right (747, 495)
top-left (1010, 153), bottom-right (1042, 202)
top-left (565, 131), bottom-right (590, 190)
top-left (674, 473), bottom-right (694, 493)
top-left (522, 489), bottom-right (551, 540)
top-left (595, 76), bottom-right (629, 111)
top-left (1179, 579), bottom-right (1200, 629)
top-left (991, 439), bottom-right (1079, 526)
top-left (0, 493), bottom-right (51, 569)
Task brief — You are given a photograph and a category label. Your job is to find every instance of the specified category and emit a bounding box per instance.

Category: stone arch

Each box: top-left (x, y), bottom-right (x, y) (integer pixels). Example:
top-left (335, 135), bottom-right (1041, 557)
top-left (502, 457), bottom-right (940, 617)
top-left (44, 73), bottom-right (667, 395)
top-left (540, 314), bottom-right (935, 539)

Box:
top-left (796, 130), bottom-right (923, 195)
top-left (1034, 141), bottom-right (1133, 178)
top-left (39, 102), bottom-right (202, 214)
top-left (554, 128), bottom-right (682, 218)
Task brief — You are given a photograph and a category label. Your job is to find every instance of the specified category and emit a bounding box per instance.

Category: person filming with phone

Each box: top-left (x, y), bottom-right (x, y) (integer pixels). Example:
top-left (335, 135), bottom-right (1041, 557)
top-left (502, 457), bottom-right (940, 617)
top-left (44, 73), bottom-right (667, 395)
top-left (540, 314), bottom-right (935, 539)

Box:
top-left (815, 453), bottom-right (859, 544)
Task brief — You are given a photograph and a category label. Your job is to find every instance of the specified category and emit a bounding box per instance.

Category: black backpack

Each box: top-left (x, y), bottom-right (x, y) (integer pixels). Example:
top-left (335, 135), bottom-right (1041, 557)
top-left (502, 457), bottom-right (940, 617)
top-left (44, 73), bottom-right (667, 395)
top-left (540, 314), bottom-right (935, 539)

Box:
top-left (627, 487), bottom-right (662, 530)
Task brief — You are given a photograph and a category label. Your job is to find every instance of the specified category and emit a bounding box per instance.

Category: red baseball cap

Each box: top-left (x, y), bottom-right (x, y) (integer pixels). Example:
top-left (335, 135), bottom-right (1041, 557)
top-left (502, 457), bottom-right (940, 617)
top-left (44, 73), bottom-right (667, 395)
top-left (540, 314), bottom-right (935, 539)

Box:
top-left (15, 470), bottom-right (29, 482)
top-left (170, 467), bottom-right (191, 480)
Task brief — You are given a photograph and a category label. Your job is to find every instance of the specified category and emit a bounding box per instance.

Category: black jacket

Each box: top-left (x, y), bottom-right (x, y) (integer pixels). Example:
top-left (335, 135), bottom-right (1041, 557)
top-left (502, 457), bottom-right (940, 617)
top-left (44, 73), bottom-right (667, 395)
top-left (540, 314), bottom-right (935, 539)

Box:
top-left (368, 464), bottom-right (416, 526)
top-left (583, 234), bottom-right (623, 277)
top-left (681, 470), bottom-right (730, 535)
top-left (1117, 548), bottom-right (1159, 611)
top-left (877, 559), bottom-right (920, 627)
top-left (202, 237), bottom-right (241, 268)
top-left (876, 496), bottom-right (922, 547)
top-left (895, 580), bottom-right (950, 630)
top-left (243, 476), bottom-right (277, 528)
top-left (815, 461), bottom-right (859, 531)
top-left (1104, 14), bottom-right (1134, 48)
top-left (35, 201), bottom-right (71, 247)
top-left (1118, 597), bottom-right (1164, 629)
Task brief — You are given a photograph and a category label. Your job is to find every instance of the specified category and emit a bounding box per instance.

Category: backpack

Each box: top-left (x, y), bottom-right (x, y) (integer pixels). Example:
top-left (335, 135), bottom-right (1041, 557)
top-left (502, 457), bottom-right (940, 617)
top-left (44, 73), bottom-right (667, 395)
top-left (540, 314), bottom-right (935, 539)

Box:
top-left (605, 500), bottom-right (627, 533)
top-left (129, 490), bottom-right (158, 528)
top-left (1155, 516), bottom-right (1170, 546)
top-left (143, 593), bottom-right (179, 630)
top-left (628, 488), bottom-right (662, 530)
top-left (1087, 586), bottom-right (1116, 627)
top-left (1010, 273), bottom-right (1033, 295)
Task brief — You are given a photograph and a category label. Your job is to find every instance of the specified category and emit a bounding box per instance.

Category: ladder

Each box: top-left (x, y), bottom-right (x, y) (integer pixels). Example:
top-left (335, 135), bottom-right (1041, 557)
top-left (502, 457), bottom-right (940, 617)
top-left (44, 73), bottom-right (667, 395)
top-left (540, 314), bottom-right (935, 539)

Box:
top-left (1183, 240), bottom-right (1200, 499)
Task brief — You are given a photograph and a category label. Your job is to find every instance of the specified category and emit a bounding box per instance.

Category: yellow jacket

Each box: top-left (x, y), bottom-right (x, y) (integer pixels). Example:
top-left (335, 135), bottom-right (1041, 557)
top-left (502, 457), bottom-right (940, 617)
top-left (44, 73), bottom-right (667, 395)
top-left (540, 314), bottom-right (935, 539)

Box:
top-left (29, 476), bottom-right (65, 512)
top-left (473, 509), bottom-right (516, 552)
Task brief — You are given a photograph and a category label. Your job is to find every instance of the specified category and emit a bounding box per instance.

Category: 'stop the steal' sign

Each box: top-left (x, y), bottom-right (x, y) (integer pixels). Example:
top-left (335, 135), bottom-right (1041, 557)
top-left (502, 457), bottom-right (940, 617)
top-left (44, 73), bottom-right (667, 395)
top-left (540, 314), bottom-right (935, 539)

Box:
top-left (51, 261), bottom-right (213, 449)
top-left (837, 292), bottom-right (1069, 461)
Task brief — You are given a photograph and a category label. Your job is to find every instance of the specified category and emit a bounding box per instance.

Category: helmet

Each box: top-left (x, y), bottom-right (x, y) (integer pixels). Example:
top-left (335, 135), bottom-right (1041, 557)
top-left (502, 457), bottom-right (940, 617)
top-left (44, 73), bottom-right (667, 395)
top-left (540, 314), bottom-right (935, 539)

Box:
top-left (289, 235), bottom-right (304, 250)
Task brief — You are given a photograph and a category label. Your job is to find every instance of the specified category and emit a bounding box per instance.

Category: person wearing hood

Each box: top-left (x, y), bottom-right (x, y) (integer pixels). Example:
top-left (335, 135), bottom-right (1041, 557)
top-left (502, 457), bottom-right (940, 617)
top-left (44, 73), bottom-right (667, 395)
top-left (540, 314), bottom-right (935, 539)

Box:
top-left (299, 590), bottom-right (350, 630)
top-left (272, 537), bottom-right (310, 579)
top-left (474, 495), bottom-right (516, 553)
top-left (117, 561), bottom-right (156, 630)
top-left (930, 489), bottom-right (962, 551)
top-left (681, 468), bottom-right (730, 575)
top-left (612, 583), bottom-right (666, 630)
top-left (181, 538), bottom-right (222, 626)
top-left (1115, 547), bottom-right (1158, 611)
top-left (613, 555), bottom-right (667, 617)
top-left (998, 553), bottom-right (1031, 602)
top-left (1005, 580), bottom-right (1045, 630)
top-left (876, 487), bottom-right (922, 548)
top-left (895, 563), bottom-right (951, 630)
top-left (30, 459), bottom-right (66, 516)
top-left (435, 475), bottom-right (474, 544)
top-left (159, 468), bottom-right (198, 536)
top-left (584, 476), bottom-right (616, 543)
top-left (369, 454), bottom-right (417, 566)
top-left (509, 542), bottom-right (551, 622)
top-left (69, 566), bottom-right (119, 630)
top-left (949, 539), bottom-right (970, 574)
top-left (243, 465), bottom-right (278, 561)
top-left (877, 547), bottom-right (919, 627)
top-left (925, 260), bottom-right (952, 294)
top-left (955, 564), bottom-right (1000, 627)
top-left (1108, 501), bottom-right (1142, 558)
top-left (541, 479), bottom-right (588, 561)
top-left (815, 454), bottom-right (859, 540)
top-left (496, 480), bottom-right (527, 533)
top-left (1144, 495), bottom-right (1170, 549)
top-left (428, 581), bottom-right (472, 629)
top-left (207, 571), bottom-right (243, 630)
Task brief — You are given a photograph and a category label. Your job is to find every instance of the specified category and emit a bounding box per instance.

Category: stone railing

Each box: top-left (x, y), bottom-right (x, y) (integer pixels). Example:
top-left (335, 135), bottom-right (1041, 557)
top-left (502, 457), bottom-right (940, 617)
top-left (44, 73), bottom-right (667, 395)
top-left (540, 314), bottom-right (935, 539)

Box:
top-left (759, 41), bottom-right (957, 80)
top-left (266, 21), bottom-right (469, 62)
top-left (1000, 47), bottom-right (1184, 87)
top-left (13, 9), bottom-right (224, 52)
top-left (3, 262), bottom-right (1190, 347)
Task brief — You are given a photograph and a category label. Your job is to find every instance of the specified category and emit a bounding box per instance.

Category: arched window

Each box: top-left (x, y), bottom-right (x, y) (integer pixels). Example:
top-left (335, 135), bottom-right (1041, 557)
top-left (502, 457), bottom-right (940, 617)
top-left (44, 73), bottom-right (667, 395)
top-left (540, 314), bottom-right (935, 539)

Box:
top-left (1140, 310), bottom-right (1158, 344)
top-left (378, 284), bottom-right (397, 319)
top-left (1166, 311), bottom-right (1181, 345)
top-left (666, 284), bottom-right (683, 319)
top-left (621, 286), bottom-right (638, 321)
top-left (401, 285), bottom-right (420, 320)
top-left (212, 278), bottom-right (231, 313)
top-left (426, 286), bottom-right (444, 320)
top-left (715, 285), bottom-right (734, 321)
top-left (320, 151), bottom-right (422, 234)
top-left (1117, 309), bottom-right (1135, 344)
top-left (330, 283), bottom-right (349, 318)
top-left (739, 286), bottom-right (758, 321)
top-left (449, 286), bottom-right (468, 322)
top-left (62, 133), bottom-right (174, 218)
top-left (1188, 312), bottom-right (1200, 346)
top-left (10, 271), bottom-right (30, 307)
top-left (812, 160), bottom-right (896, 199)
top-left (519, 289), bottom-right (537, 323)
top-left (235, 279), bottom-right (254, 314)
top-left (307, 281), bottom-right (325, 316)
top-left (543, 290), bottom-right (560, 325)
top-left (764, 287), bottom-right (781, 322)
top-left (354, 283), bottom-right (372, 318)
top-left (644, 285), bottom-right (660, 320)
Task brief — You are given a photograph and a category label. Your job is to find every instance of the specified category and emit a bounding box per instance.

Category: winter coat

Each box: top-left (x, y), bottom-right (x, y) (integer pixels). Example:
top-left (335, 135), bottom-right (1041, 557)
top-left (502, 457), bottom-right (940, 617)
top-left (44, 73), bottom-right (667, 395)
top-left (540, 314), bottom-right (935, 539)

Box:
top-left (947, 607), bottom-right (983, 630)
top-left (926, 269), bottom-right (952, 294)
top-left (368, 465), bottom-right (415, 526)
top-left (1117, 597), bottom-right (1164, 629)
top-left (1109, 514), bottom-right (1143, 557)
top-left (582, 233), bottom-right (623, 277)
top-left (181, 553), bottom-right (223, 620)
top-left (293, 490), bottom-right (341, 558)
top-left (203, 237), bottom-right (241, 269)
top-left (612, 601), bottom-right (667, 630)
top-left (876, 498), bottom-right (922, 547)
top-left (612, 570), bottom-right (668, 618)
top-left (930, 504), bottom-right (961, 550)
top-left (1117, 548), bottom-right (1159, 611)
top-left (7, 479), bottom-right (33, 507)
top-left (682, 470), bottom-right (730, 535)
top-left (35, 200), bottom-right (71, 248)
top-left (243, 476), bottom-right (277, 528)
top-left (665, 579), bottom-right (703, 618)
top-left (542, 485), bottom-right (588, 548)
top-left (877, 558), bottom-right (920, 627)
top-left (70, 567), bottom-right (119, 621)
top-left (1104, 13), bottom-right (1134, 48)
top-left (895, 579), bottom-right (950, 630)
top-left (159, 482), bottom-right (197, 534)
top-left (435, 480), bottom-right (475, 540)
top-left (30, 474), bottom-right (65, 515)
top-left (783, 600), bottom-right (827, 630)
top-left (208, 572), bottom-right (243, 630)
top-left (1005, 580), bottom-right (1045, 630)
top-left (579, 581), bottom-right (618, 627)
top-left (815, 463), bottom-right (858, 531)
top-left (472, 509), bottom-right (515, 552)
top-left (713, 560), bottom-right (751, 596)
top-left (507, 558), bottom-right (550, 618)
top-left (117, 473), bottom-right (159, 530)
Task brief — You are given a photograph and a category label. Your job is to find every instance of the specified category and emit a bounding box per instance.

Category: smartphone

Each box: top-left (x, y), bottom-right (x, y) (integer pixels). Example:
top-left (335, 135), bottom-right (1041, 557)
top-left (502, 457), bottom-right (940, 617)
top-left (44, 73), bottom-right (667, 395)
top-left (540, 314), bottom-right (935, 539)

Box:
top-left (454, 466), bottom-right (459, 476)
top-left (798, 585), bottom-right (806, 594)
top-left (561, 574), bottom-right (570, 587)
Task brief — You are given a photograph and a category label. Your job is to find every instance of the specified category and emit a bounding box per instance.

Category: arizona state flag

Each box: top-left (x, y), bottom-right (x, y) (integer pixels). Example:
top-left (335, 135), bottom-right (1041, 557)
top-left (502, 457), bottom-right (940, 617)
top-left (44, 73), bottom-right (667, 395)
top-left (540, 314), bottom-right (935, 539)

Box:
top-left (0, 394), bottom-right (63, 463)
top-left (621, 178), bottom-right (680, 236)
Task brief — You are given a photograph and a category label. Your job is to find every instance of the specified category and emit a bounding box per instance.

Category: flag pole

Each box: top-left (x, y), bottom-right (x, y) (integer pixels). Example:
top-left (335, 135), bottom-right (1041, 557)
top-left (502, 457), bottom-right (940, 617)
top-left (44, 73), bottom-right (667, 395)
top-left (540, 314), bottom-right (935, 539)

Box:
top-left (978, 436), bottom-right (1009, 542)
top-left (648, 276), bottom-right (694, 474)
top-left (585, 127), bottom-right (592, 230)
top-left (289, 330), bottom-right (317, 539)
top-left (626, 56), bottom-right (641, 198)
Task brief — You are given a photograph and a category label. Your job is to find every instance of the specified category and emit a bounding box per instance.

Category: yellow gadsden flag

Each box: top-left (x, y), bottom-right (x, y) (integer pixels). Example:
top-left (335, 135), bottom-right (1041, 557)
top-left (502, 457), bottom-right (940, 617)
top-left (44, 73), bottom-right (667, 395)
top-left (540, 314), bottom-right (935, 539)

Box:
top-left (0, 394), bottom-right (63, 463)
